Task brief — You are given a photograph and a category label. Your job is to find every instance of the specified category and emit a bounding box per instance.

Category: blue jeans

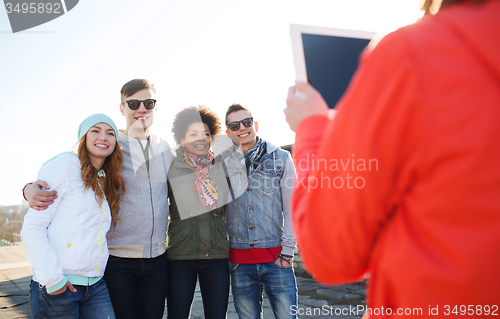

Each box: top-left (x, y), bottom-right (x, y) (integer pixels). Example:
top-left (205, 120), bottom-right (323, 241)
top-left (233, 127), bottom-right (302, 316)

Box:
top-left (104, 253), bottom-right (168, 319)
top-left (29, 278), bottom-right (115, 319)
top-left (167, 259), bottom-right (229, 319)
top-left (230, 262), bottom-right (297, 319)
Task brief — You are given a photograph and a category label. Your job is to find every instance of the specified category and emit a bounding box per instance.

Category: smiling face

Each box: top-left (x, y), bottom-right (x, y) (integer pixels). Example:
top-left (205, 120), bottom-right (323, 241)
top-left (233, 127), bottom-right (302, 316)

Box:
top-left (181, 122), bottom-right (212, 156)
top-left (225, 110), bottom-right (258, 152)
top-left (120, 88), bottom-right (156, 138)
top-left (85, 123), bottom-right (117, 169)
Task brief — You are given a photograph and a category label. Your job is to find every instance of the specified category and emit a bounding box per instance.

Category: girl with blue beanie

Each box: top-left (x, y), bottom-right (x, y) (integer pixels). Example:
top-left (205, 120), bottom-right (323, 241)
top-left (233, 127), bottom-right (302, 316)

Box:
top-left (21, 113), bottom-right (125, 318)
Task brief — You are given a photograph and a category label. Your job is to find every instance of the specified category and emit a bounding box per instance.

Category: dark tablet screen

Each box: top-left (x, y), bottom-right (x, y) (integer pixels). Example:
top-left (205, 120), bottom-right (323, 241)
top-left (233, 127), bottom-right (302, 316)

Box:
top-left (302, 33), bottom-right (370, 109)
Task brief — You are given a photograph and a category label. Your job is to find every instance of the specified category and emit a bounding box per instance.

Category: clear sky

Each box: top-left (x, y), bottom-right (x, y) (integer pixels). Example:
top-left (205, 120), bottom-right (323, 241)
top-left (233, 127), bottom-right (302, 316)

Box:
top-left (0, 0), bottom-right (422, 206)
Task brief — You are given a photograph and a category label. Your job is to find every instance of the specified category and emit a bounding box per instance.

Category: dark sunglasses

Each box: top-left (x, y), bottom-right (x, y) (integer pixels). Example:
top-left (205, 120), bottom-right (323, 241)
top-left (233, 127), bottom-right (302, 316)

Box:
top-left (122, 99), bottom-right (157, 110)
top-left (227, 117), bottom-right (254, 131)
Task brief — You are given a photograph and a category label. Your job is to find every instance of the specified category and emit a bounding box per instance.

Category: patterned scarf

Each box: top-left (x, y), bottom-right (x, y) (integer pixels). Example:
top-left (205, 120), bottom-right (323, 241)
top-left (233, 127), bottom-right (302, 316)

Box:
top-left (244, 136), bottom-right (267, 176)
top-left (182, 148), bottom-right (218, 209)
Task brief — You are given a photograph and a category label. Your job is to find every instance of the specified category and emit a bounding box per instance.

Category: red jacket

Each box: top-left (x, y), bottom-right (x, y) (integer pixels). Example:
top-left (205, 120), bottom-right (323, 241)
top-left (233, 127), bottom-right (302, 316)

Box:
top-left (292, 1), bottom-right (500, 317)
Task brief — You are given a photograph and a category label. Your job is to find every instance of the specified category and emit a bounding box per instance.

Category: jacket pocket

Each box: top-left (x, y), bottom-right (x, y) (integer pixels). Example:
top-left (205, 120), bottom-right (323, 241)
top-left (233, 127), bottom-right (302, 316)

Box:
top-left (229, 262), bottom-right (239, 271)
top-left (216, 224), bottom-right (229, 252)
top-left (57, 227), bottom-right (83, 270)
top-left (259, 168), bottom-right (281, 196)
top-left (226, 167), bottom-right (248, 200)
top-left (167, 223), bottom-right (194, 255)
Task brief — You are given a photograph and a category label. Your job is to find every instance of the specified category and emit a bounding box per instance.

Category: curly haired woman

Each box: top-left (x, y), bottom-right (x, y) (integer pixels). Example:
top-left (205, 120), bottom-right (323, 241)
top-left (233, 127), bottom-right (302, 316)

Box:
top-left (167, 105), bottom-right (231, 319)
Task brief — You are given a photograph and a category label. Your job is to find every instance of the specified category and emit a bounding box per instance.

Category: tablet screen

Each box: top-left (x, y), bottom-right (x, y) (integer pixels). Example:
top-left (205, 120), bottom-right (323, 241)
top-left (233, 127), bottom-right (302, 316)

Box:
top-left (302, 34), bottom-right (371, 109)
top-left (290, 24), bottom-right (375, 109)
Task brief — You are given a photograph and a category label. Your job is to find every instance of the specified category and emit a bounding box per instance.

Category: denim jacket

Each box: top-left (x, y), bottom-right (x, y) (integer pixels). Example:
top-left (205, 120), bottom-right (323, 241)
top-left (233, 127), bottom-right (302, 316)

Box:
top-left (223, 139), bottom-right (296, 257)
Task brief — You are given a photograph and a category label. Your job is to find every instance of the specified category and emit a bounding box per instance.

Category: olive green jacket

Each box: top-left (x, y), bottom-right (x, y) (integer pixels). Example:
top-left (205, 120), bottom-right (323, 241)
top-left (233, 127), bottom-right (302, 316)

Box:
top-left (166, 150), bottom-right (230, 260)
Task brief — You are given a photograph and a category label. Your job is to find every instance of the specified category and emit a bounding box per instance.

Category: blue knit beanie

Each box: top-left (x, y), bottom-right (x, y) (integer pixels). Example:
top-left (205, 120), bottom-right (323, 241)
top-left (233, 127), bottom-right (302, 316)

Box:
top-left (78, 114), bottom-right (118, 140)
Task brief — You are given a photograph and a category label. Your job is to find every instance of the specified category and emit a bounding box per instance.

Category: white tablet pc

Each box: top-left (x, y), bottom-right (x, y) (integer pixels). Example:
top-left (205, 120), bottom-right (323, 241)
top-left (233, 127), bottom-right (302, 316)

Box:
top-left (290, 24), bottom-right (376, 109)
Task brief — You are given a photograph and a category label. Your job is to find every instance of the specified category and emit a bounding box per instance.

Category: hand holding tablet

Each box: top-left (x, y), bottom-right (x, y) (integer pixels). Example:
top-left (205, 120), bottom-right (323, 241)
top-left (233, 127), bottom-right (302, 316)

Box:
top-left (285, 81), bottom-right (329, 132)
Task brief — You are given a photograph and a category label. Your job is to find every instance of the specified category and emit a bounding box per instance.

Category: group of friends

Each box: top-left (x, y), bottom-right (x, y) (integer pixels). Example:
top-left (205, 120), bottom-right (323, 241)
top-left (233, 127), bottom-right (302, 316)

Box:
top-left (20, 0), bottom-right (500, 318)
top-left (21, 79), bottom-right (297, 319)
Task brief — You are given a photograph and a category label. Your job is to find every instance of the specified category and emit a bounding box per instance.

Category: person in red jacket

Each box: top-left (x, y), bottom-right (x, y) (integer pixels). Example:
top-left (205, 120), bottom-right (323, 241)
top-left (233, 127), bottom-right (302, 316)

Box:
top-left (285, 0), bottom-right (500, 317)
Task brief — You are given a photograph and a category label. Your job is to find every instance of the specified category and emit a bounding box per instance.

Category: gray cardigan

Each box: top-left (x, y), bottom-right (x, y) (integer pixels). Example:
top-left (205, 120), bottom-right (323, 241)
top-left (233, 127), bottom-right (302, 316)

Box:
top-left (106, 131), bottom-right (174, 258)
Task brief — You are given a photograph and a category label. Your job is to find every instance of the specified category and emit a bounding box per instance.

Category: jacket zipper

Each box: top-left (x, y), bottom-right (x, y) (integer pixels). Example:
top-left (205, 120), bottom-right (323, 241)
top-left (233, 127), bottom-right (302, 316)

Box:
top-left (137, 138), bottom-right (155, 258)
top-left (148, 171), bottom-right (154, 257)
top-left (95, 179), bottom-right (105, 276)
top-left (95, 208), bottom-right (104, 276)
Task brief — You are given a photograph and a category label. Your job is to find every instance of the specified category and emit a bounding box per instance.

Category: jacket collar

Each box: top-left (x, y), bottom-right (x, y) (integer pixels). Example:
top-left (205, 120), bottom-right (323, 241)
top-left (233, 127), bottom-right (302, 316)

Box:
top-left (228, 137), bottom-right (279, 155)
top-left (118, 130), bottom-right (155, 143)
top-left (173, 147), bottom-right (220, 169)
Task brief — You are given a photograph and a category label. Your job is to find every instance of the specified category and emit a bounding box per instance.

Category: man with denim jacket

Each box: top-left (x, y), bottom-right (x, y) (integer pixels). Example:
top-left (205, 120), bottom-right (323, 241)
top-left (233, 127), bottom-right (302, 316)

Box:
top-left (223, 104), bottom-right (297, 319)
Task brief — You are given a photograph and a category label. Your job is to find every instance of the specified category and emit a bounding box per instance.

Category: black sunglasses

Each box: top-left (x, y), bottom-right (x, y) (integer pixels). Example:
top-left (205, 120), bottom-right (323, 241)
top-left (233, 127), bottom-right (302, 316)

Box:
top-left (122, 99), bottom-right (157, 110)
top-left (227, 117), bottom-right (254, 131)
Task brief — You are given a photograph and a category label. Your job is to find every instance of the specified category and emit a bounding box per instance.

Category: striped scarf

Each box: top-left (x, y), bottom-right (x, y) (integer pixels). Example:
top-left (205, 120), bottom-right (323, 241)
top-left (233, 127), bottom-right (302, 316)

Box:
top-left (244, 136), bottom-right (267, 176)
top-left (182, 148), bottom-right (218, 209)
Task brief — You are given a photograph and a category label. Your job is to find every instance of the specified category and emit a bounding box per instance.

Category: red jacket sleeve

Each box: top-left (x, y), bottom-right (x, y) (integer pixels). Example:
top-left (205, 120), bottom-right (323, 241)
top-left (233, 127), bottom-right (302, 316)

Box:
top-left (292, 30), bottom-right (421, 284)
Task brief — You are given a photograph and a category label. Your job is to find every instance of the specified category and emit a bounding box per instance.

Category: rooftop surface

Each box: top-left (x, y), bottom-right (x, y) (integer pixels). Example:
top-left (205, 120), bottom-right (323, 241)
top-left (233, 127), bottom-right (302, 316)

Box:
top-left (0, 246), bottom-right (365, 318)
